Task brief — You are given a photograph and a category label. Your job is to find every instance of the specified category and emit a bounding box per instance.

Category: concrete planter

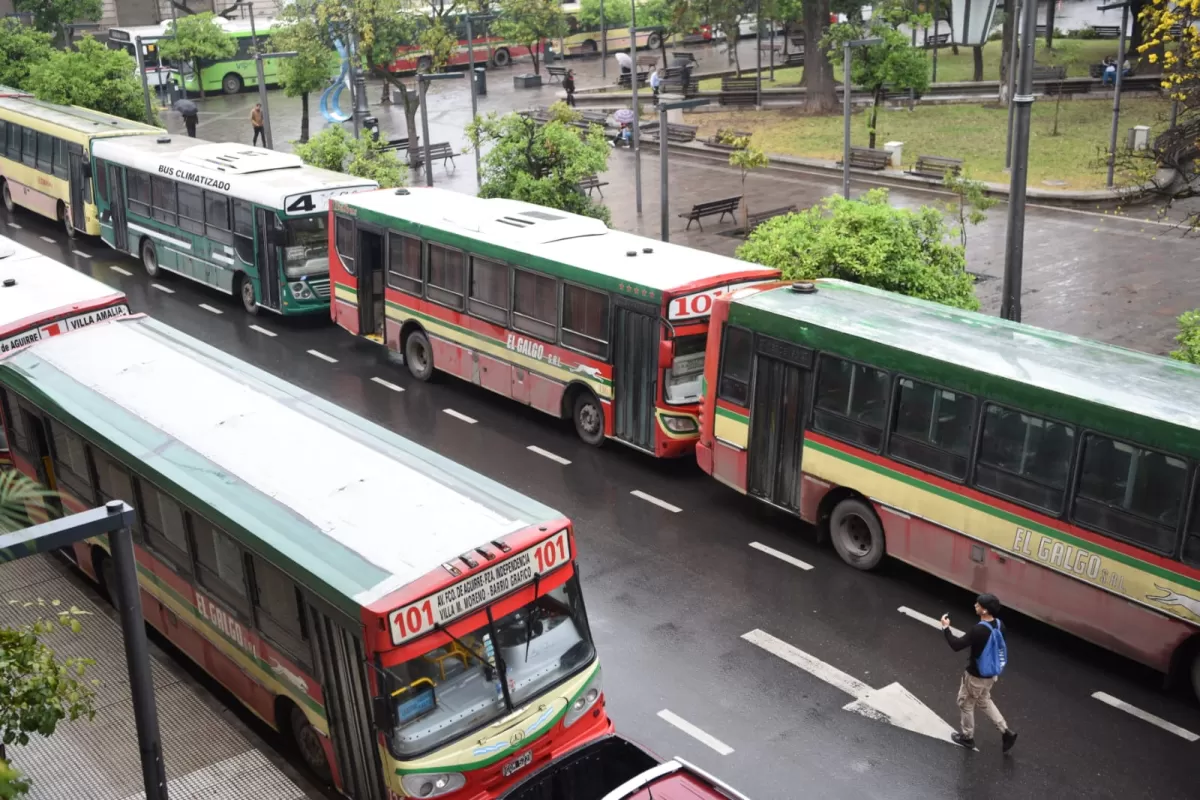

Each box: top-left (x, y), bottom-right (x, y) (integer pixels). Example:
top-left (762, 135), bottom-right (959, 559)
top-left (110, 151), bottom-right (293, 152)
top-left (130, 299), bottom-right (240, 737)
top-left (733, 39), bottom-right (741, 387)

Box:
top-left (514, 73), bottom-right (543, 89)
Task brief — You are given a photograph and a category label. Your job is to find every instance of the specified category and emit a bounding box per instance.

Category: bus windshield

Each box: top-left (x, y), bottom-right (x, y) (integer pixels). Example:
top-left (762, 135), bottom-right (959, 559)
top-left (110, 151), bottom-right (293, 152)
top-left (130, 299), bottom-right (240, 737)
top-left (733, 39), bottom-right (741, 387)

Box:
top-left (282, 215), bottom-right (330, 278)
top-left (384, 575), bottom-right (594, 758)
top-left (665, 334), bottom-right (707, 405)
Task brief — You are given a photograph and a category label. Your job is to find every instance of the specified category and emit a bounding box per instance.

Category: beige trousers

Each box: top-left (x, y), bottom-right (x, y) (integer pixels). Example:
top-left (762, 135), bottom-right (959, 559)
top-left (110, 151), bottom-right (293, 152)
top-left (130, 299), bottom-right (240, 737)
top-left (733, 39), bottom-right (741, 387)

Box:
top-left (957, 672), bottom-right (1007, 738)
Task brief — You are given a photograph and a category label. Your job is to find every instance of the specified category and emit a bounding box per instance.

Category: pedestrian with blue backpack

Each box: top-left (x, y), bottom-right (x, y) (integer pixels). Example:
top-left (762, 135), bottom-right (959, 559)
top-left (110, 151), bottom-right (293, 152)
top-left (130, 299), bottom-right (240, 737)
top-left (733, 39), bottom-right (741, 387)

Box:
top-left (941, 593), bottom-right (1018, 752)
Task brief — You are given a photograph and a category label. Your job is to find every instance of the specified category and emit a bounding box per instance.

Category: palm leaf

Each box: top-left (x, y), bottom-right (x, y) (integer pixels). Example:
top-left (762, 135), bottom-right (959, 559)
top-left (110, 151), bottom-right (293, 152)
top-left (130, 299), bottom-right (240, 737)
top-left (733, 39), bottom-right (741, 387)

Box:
top-left (0, 469), bottom-right (58, 534)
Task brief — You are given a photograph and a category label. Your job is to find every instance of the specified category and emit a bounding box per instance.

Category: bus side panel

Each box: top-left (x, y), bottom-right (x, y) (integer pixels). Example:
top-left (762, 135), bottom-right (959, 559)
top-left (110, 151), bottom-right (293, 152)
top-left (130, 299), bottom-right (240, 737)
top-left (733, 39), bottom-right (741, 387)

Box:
top-left (429, 334), bottom-right (473, 383)
top-left (475, 350), bottom-right (513, 396)
top-left (528, 372), bottom-right (566, 418)
top-left (7, 175), bottom-right (59, 219)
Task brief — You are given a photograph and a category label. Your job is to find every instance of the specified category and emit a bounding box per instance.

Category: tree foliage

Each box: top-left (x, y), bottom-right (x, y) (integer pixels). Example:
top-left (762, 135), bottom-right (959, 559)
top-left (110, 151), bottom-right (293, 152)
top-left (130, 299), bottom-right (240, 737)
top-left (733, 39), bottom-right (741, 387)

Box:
top-left (272, 3), bottom-right (338, 143)
top-left (418, 19), bottom-right (459, 71)
top-left (737, 189), bottom-right (979, 310)
top-left (25, 36), bottom-right (154, 124)
top-left (1138, 0), bottom-right (1199, 107)
top-left (0, 20), bottom-right (54, 93)
top-left (466, 103), bottom-right (611, 224)
top-left (293, 125), bottom-right (407, 187)
top-left (493, 0), bottom-right (567, 74)
top-left (0, 759), bottom-right (31, 799)
top-left (577, 0), bottom-right (631, 30)
top-left (13, 0), bottom-right (101, 46)
top-left (158, 12), bottom-right (237, 99)
top-left (942, 171), bottom-right (997, 256)
top-left (720, 132), bottom-right (769, 233)
top-left (1172, 309), bottom-right (1200, 363)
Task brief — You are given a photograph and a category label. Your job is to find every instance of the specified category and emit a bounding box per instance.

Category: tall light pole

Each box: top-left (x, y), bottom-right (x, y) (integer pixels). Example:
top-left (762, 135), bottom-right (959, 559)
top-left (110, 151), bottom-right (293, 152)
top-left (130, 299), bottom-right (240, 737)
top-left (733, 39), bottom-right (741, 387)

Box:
top-left (466, 14), bottom-right (497, 189)
top-left (630, 5), bottom-right (642, 215)
top-left (417, 72), bottom-right (464, 187)
top-left (135, 37), bottom-right (154, 124)
top-left (755, 0), bottom-right (763, 108)
top-left (1099, 1), bottom-right (1131, 187)
top-left (842, 38), bottom-right (882, 200)
top-left (601, 0), bottom-right (608, 79)
top-left (1001, 0), bottom-right (1038, 322)
top-left (247, 3), bottom-right (295, 151)
top-left (1004, 0), bottom-right (1021, 169)
top-left (658, 98), bottom-right (710, 241)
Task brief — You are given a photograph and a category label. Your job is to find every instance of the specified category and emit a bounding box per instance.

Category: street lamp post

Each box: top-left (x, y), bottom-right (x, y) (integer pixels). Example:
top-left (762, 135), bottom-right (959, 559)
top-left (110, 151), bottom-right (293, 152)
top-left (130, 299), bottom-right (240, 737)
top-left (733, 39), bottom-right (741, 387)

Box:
top-left (1005, 0), bottom-right (1021, 169)
top-left (417, 72), bottom-right (464, 187)
top-left (658, 98), bottom-right (710, 241)
top-left (466, 14), bottom-right (497, 189)
top-left (601, 0), bottom-right (608, 79)
top-left (842, 38), bottom-right (882, 200)
top-left (1001, 0), bottom-right (1039, 322)
top-left (756, 0), bottom-right (763, 109)
top-left (135, 37), bottom-right (154, 124)
top-left (247, 5), bottom-right (298, 150)
top-left (1099, 1), bottom-right (1131, 187)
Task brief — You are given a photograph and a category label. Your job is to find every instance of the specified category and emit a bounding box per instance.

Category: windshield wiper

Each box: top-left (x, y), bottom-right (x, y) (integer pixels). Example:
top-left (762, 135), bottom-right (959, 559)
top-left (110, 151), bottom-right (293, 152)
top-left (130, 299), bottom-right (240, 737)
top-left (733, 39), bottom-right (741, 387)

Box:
top-left (433, 622), bottom-right (496, 683)
top-left (484, 608), bottom-right (516, 711)
top-left (524, 572), bottom-right (542, 664)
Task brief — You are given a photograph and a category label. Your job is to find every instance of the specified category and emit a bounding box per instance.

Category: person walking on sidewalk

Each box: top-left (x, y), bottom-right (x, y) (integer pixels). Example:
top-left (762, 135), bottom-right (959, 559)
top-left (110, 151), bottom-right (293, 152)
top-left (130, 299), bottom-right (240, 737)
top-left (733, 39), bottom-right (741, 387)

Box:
top-left (941, 593), bottom-right (1018, 752)
top-left (563, 70), bottom-right (577, 107)
top-left (250, 103), bottom-right (266, 147)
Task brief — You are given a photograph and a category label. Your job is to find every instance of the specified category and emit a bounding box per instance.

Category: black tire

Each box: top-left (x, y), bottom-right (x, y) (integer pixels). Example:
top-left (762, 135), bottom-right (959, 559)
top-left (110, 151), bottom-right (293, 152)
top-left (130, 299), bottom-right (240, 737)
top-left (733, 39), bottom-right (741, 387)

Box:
top-left (239, 274), bottom-right (259, 315)
top-left (97, 552), bottom-right (120, 613)
top-left (60, 203), bottom-right (75, 238)
top-left (222, 73), bottom-right (243, 94)
top-left (572, 391), bottom-right (605, 447)
top-left (829, 498), bottom-right (886, 570)
top-left (647, 32), bottom-right (662, 50)
top-left (289, 705), bottom-right (332, 781)
top-left (583, 39), bottom-right (598, 54)
top-left (492, 48), bottom-right (512, 67)
top-left (141, 238), bottom-right (159, 277)
top-left (2, 180), bottom-right (14, 213)
top-left (404, 330), bottom-right (435, 381)
top-left (416, 55), bottom-right (432, 73)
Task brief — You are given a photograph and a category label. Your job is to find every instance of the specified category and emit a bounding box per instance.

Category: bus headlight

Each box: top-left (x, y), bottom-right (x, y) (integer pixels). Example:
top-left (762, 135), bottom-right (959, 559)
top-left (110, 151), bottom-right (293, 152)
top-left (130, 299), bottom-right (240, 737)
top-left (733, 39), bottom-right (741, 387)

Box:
top-left (290, 281), bottom-right (314, 300)
top-left (399, 772), bottom-right (465, 798)
top-left (662, 415), bottom-right (698, 434)
top-left (562, 667), bottom-right (602, 729)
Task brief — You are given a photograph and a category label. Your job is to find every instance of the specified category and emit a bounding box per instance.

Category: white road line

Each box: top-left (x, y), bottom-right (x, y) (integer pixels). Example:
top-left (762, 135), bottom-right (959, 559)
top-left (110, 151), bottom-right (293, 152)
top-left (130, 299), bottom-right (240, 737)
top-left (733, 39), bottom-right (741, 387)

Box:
top-left (749, 541), bottom-right (813, 571)
top-left (630, 490), bottom-right (681, 513)
top-left (71, 250), bottom-right (92, 259)
top-left (1091, 692), bottom-right (1200, 742)
top-left (656, 710), bottom-right (734, 756)
top-left (371, 376), bottom-right (405, 392)
top-left (151, 283), bottom-right (175, 294)
top-left (110, 266), bottom-right (132, 276)
top-left (6, 222), bottom-right (20, 229)
top-left (198, 303), bottom-right (223, 315)
top-left (249, 324), bottom-right (277, 337)
top-left (898, 606), bottom-right (964, 638)
top-left (443, 408), bottom-right (477, 424)
top-left (742, 629), bottom-right (871, 699)
top-left (39, 236), bottom-right (56, 244)
top-left (527, 445), bottom-right (571, 465)
top-left (307, 349), bottom-right (338, 363)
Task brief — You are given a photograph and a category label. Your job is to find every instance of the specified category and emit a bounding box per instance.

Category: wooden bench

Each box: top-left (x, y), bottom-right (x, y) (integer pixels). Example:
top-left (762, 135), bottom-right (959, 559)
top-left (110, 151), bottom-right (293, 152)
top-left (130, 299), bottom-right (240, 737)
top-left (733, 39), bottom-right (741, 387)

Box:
top-left (838, 146), bottom-right (890, 171)
top-left (780, 51), bottom-right (805, 67)
top-left (924, 32), bottom-right (950, 48)
top-left (1031, 65), bottom-right (1067, 82)
top-left (381, 136), bottom-right (411, 152)
top-left (578, 175), bottom-right (609, 196)
top-left (617, 70), bottom-right (650, 87)
top-left (672, 50), bottom-right (697, 65)
top-left (679, 196), bottom-right (741, 231)
top-left (706, 128), bottom-right (753, 149)
top-left (720, 76), bottom-right (759, 105)
top-left (546, 65), bottom-right (568, 83)
top-left (1042, 79), bottom-right (1091, 97)
top-left (1093, 25), bottom-right (1121, 39)
top-left (1120, 75), bottom-right (1164, 93)
top-left (907, 154), bottom-right (963, 180)
top-left (577, 110), bottom-right (609, 127)
top-left (638, 55), bottom-right (659, 69)
top-left (643, 122), bottom-right (698, 143)
top-left (412, 142), bottom-right (457, 169)
top-left (746, 204), bottom-right (797, 232)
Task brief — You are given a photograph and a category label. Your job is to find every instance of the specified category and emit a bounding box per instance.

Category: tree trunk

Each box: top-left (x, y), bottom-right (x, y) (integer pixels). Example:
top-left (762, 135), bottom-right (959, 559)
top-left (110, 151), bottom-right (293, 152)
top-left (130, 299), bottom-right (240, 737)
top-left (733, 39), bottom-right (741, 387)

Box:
top-left (1000, 13), bottom-right (1013, 94)
top-left (380, 80), bottom-right (392, 104)
top-left (531, 40), bottom-right (541, 74)
top-left (1053, 85), bottom-right (1062, 135)
top-left (1045, 0), bottom-right (1056, 49)
top-left (869, 89), bottom-right (881, 149)
top-left (803, 0), bottom-right (837, 112)
top-left (299, 93), bottom-right (310, 143)
top-left (972, 45), bottom-right (984, 82)
top-left (388, 77), bottom-right (422, 168)
top-left (195, 58), bottom-right (206, 99)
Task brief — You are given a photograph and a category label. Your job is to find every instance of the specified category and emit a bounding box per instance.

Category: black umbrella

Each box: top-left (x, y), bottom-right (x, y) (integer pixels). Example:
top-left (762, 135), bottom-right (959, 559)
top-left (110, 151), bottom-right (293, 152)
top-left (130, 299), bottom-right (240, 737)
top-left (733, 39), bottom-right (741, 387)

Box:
top-left (173, 98), bottom-right (198, 116)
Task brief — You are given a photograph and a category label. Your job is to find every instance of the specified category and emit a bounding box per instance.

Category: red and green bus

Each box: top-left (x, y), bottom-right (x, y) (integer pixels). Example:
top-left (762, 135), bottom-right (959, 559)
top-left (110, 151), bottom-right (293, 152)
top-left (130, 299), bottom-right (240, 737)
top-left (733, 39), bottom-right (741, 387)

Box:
top-left (697, 279), bottom-right (1200, 698)
top-left (328, 187), bottom-right (778, 457)
top-left (0, 313), bottom-right (609, 798)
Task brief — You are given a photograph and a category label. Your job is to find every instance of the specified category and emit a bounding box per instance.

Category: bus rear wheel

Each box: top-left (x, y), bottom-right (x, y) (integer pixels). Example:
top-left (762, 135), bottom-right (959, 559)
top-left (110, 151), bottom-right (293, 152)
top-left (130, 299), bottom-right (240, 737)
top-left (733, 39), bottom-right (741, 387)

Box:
top-left (829, 498), bottom-right (885, 571)
top-left (141, 239), bottom-right (159, 277)
top-left (222, 73), bottom-right (244, 94)
top-left (239, 274), bottom-right (259, 315)
top-left (573, 392), bottom-right (605, 447)
top-left (2, 180), bottom-right (13, 213)
top-left (289, 706), bottom-right (331, 781)
top-left (404, 330), bottom-right (434, 381)
top-left (582, 39), bottom-right (598, 54)
top-left (647, 32), bottom-right (662, 50)
top-left (59, 202), bottom-right (75, 238)
top-left (492, 48), bottom-right (511, 67)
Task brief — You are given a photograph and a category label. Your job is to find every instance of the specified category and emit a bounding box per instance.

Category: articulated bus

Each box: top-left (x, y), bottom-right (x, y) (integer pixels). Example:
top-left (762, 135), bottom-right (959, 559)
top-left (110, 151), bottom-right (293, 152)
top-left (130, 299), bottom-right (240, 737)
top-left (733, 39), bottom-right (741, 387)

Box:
top-left (696, 279), bottom-right (1200, 698)
top-left (91, 135), bottom-right (377, 315)
top-left (0, 96), bottom-right (162, 238)
top-left (0, 314), bottom-right (610, 799)
top-left (329, 187), bottom-right (778, 457)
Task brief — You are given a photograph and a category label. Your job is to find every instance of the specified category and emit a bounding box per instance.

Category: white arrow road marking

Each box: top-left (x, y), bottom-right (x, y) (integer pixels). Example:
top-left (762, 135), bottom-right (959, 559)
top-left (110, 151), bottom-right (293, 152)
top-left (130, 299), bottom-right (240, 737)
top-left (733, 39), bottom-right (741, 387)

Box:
top-left (749, 541), bottom-right (813, 571)
top-left (656, 710), bottom-right (734, 755)
top-left (371, 376), bottom-right (404, 392)
top-left (742, 629), bottom-right (961, 745)
top-left (110, 265), bottom-right (131, 276)
top-left (899, 606), bottom-right (964, 637)
top-left (1091, 692), bottom-right (1200, 742)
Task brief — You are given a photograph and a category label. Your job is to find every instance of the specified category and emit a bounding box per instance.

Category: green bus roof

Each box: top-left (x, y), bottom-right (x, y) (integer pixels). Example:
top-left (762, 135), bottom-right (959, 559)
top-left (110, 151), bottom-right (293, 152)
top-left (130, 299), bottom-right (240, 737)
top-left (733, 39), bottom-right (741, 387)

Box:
top-left (731, 280), bottom-right (1200, 458)
top-left (0, 316), bottom-right (562, 616)
top-left (0, 96), bottom-right (162, 137)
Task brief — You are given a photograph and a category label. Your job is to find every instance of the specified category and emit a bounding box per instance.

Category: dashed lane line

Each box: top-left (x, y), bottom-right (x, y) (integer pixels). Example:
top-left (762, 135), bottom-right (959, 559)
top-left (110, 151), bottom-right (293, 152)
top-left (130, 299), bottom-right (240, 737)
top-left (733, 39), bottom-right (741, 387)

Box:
top-left (371, 377), bottom-right (405, 392)
top-left (6, 222), bottom-right (20, 229)
top-left (307, 349), bottom-right (338, 363)
top-left (1091, 692), bottom-right (1200, 742)
top-left (110, 266), bottom-right (132, 276)
top-left (749, 541), bottom-right (813, 571)
top-left (631, 490), bottom-right (681, 513)
top-left (443, 409), bottom-right (477, 424)
top-left (527, 445), bottom-right (571, 465)
top-left (249, 325), bottom-right (277, 337)
top-left (151, 283), bottom-right (175, 294)
top-left (898, 606), bottom-right (964, 638)
top-left (39, 235), bottom-right (56, 244)
top-left (198, 304), bottom-right (223, 315)
top-left (72, 250), bottom-right (92, 259)
top-left (656, 710), bottom-right (734, 756)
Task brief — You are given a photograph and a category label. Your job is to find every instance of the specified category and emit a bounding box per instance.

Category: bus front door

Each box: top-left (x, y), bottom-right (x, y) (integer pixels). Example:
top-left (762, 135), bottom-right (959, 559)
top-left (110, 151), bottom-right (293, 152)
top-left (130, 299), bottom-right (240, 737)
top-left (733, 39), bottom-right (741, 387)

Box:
top-left (611, 302), bottom-right (658, 451)
top-left (107, 164), bottom-right (127, 251)
top-left (255, 210), bottom-right (282, 310)
top-left (356, 228), bottom-right (384, 341)
top-left (746, 347), bottom-right (811, 512)
top-left (67, 145), bottom-right (88, 235)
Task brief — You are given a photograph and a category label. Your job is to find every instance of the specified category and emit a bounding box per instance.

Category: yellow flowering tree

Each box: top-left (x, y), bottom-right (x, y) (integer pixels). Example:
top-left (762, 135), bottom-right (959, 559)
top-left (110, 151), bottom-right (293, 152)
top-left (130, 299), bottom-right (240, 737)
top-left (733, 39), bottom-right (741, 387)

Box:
top-left (1137, 0), bottom-right (1199, 107)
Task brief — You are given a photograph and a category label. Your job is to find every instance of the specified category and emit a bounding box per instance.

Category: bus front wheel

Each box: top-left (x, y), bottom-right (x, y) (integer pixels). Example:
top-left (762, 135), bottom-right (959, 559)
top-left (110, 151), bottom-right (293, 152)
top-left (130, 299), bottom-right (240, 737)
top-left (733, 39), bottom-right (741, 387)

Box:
top-left (239, 274), bottom-right (259, 315)
top-left (289, 706), bottom-right (332, 781)
top-left (829, 498), bottom-right (885, 571)
top-left (141, 239), bottom-right (159, 277)
top-left (59, 202), bottom-right (75, 238)
top-left (582, 39), bottom-right (598, 54)
top-left (492, 48), bottom-right (511, 67)
top-left (1, 180), bottom-right (13, 213)
top-left (404, 330), bottom-right (434, 381)
top-left (222, 73), bottom-right (244, 94)
top-left (572, 391), bottom-right (605, 447)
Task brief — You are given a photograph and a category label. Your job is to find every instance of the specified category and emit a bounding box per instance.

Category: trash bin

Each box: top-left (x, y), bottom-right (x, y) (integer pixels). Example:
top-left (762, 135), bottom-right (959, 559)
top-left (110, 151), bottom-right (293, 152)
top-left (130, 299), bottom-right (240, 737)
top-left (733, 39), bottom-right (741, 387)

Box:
top-left (363, 116), bottom-right (380, 139)
top-left (165, 82), bottom-right (181, 105)
top-left (473, 67), bottom-right (487, 97)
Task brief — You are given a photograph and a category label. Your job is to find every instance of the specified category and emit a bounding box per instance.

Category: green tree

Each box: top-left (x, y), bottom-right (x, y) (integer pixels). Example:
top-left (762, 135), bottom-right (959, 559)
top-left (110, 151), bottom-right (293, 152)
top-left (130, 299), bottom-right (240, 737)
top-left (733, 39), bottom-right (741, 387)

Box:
top-left (577, 0), bottom-right (631, 31)
top-left (1172, 309), bottom-right (1200, 364)
top-left (13, 0), bottom-right (101, 48)
top-left (25, 36), bottom-right (154, 124)
top-left (157, 12), bottom-right (237, 99)
top-left (418, 18), bottom-right (459, 72)
top-left (720, 132), bottom-right (770, 234)
top-left (638, 0), bottom-right (698, 67)
top-left (293, 125), bottom-right (407, 187)
top-left (824, 2), bottom-right (930, 149)
top-left (493, 0), bottom-right (567, 75)
top-left (466, 103), bottom-right (611, 223)
top-left (0, 759), bottom-right (32, 800)
top-left (942, 171), bottom-right (997, 257)
top-left (737, 189), bottom-right (979, 310)
top-left (0, 19), bottom-right (54, 91)
top-left (272, 3), bottom-right (338, 143)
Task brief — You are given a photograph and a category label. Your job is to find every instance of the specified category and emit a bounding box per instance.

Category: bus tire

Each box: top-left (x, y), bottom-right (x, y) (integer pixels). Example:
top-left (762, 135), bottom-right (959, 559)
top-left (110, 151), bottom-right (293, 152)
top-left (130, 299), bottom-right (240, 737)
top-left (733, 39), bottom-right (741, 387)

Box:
top-left (287, 704), bottom-right (332, 782)
top-left (58, 202), bottom-right (75, 238)
top-left (222, 73), bottom-right (244, 94)
top-left (647, 32), bottom-right (662, 50)
top-left (404, 329), bottom-right (434, 381)
top-left (829, 497), bottom-right (885, 571)
top-left (1, 180), bottom-right (13, 213)
top-left (140, 238), bottom-right (160, 277)
top-left (582, 39), bottom-right (598, 54)
top-left (492, 48), bottom-right (512, 67)
top-left (572, 390), bottom-right (605, 447)
top-left (238, 274), bottom-right (259, 315)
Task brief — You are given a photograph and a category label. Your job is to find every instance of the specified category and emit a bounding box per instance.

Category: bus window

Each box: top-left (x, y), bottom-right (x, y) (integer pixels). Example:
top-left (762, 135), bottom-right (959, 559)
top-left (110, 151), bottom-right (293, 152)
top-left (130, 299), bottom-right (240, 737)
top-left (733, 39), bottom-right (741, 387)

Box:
top-left (335, 216), bottom-right (355, 275)
top-left (427, 244), bottom-right (465, 310)
top-left (137, 480), bottom-right (193, 572)
top-left (1186, 484), bottom-right (1200, 567)
top-left (387, 232), bottom-right (422, 296)
top-left (48, 419), bottom-right (94, 500)
top-left (127, 170), bottom-right (152, 217)
top-left (192, 514), bottom-right (251, 615)
top-left (1073, 435), bottom-right (1187, 554)
top-left (812, 355), bottom-right (889, 451)
top-left (251, 555), bottom-right (309, 663)
top-left (0, 121), bottom-right (6, 155)
top-left (37, 132), bottom-right (53, 174)
top-left (974, 405), bottom-right (1074, 513)
top-left (888, 378), bottom-right (976, 480)
top-left (176, 184), bottom-right (204, 235)
top-left (53, 138), bottom-right (69, 180)
top-left (512, 268), bottom-right (557, 342)
top-left (468, 255), bottom-right (508, 324)
top-left (151, 177), bottom-right (177, 226)
top-left (22, 127), bottom-right (36, 168)
top-left (561, 284), bottom-right (610, 359)
top-left (232, 199), bottom-right (254, 263)
top-left (204, 191), bottom-right (232, 243)
top-left (717, 326), bottom-right (753, 406)
top-left (94, 451), bottom-right (140, 537)
top-left (94, 159), bottom-right (109, 203)
top-left (281, 215), bottom-right (329, 278)
top-left (5, 123), bottom-right (19, 160)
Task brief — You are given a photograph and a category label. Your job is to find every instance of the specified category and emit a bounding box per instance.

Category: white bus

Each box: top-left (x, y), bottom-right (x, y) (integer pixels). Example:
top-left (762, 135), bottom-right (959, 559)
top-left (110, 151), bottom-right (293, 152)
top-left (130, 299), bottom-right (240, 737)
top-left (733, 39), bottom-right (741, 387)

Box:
top-left (90, 135), bottom-right (377, 316)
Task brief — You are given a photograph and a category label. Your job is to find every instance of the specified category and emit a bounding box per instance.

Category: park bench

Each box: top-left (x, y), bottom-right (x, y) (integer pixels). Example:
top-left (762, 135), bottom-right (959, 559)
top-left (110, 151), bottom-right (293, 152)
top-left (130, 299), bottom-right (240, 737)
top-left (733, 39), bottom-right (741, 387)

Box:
top-left (618, 70), bottom-right (650, 87)
top-left (907, 154), bottom-right (963, 180)
top-left (706, 128), bottom-right (753, 149)
top-left (546, 65), bottom-right (568, 83)
top-left (411, 142), bottom-right (457, 169)
top-left (643, 122), bottom-right (699, 143)
top-left (1093, 25), bottom-right (1121, 39)
top-left (838, 146), bottom-right (890, 171)
top-left (720, 76), bottom-right (759, 105)
top-left (672, 50), bottom-right (697, 65)
top-left (1120, 75), bottom-right (1165, 93)
top-left (577, 110), bottom-right (609, 127)
top-left (660, 66), bottom-right (698, 96)
top-left (381, 136), bottom-right (411, 153)
top-left (884, 86), bottom-right (923, 103)
top-left (679, 196), bottom-right (742, 231)
top-left (924, 32), bottom-right (950, 48)
top-left (578, 175), bottom-right (609, 196)
top-left (1042, 79), bottom-right (1091, 97)
top-left (781, 50), bottom-right (805, 67)
top-left (1031, 65), bottom-right (1067, 82)
top-left (746, 205), bottom-right (797, 232)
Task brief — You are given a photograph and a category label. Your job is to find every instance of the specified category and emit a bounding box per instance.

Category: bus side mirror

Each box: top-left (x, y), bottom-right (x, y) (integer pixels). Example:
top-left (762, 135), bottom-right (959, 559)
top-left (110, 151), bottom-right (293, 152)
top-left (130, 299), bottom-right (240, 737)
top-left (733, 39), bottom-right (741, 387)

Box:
top-left (659, 339), bottom-right (674, 368)
top-left (82, 163), bottom-right (93, 179)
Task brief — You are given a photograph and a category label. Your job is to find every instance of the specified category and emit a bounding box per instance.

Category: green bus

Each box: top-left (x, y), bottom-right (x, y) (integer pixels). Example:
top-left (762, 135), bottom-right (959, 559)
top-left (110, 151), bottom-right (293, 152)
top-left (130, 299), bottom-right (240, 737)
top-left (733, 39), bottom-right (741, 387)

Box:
top-left (90, 134), bottom-right (377, 315)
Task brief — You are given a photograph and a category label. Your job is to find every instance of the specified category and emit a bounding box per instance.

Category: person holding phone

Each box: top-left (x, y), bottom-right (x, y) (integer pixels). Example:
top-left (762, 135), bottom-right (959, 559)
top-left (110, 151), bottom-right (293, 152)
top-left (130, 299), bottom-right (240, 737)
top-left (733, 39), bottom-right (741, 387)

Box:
top-left (941, 594), bottom-right (1018, 752)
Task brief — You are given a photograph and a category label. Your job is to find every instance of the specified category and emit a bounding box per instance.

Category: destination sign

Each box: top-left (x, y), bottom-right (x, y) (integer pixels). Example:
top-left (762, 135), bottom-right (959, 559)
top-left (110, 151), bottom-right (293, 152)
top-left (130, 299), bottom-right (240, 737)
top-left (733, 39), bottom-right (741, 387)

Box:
top-left (0, 304), bottom-right (129, 354)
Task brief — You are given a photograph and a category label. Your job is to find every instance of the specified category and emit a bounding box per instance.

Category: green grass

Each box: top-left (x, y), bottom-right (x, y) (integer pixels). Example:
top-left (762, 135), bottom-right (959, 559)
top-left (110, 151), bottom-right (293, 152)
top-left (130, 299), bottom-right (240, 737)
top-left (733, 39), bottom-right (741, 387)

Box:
top-left (687, 97), bottom-right (1174, 190)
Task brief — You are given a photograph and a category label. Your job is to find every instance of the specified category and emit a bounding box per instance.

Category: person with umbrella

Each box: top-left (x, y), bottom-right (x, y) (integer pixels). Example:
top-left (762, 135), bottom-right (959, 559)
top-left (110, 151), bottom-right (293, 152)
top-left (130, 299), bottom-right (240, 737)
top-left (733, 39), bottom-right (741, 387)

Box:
top-left (611, 108), bottom-right (635, 148)
top-left (174, 98), bottom-right (199, 138)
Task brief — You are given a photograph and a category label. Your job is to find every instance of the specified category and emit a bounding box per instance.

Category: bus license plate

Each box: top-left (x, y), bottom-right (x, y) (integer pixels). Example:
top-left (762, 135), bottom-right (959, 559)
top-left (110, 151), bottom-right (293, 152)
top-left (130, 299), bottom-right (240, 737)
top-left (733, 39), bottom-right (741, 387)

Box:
top-left (502, 749), bottom-right (533, 778)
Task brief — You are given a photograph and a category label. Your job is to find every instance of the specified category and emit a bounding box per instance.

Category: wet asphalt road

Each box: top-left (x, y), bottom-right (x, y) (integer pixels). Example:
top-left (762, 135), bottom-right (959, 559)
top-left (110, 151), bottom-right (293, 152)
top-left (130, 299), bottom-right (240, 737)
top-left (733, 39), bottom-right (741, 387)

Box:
top-left (5, 208), bottom-right (1200, 800)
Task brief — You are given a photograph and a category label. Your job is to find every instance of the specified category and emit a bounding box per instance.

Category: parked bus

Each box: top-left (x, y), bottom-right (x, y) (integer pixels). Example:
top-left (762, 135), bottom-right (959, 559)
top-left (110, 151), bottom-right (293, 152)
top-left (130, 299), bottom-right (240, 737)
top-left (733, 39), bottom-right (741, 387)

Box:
top-left (558, 3), bottom-right (712, 55)
top-left (696, 278), bottom-right (1200, 698)
top-left (0, 313), bottom-right (610, 798)
top-left (0, 96), bottom-right (162, 238)
top-left (91, 135), bottom-right (377, 315)
top-left (388, 12), bottom-right (534, 72)
top-left (329, 187), bottom-right (778, 457)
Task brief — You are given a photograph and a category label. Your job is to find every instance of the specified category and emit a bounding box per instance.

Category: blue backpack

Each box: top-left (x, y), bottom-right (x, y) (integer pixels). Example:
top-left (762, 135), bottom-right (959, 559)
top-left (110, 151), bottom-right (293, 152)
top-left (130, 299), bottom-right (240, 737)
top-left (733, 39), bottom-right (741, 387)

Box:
top-left (977, 620), bottom-right (1008, 678)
